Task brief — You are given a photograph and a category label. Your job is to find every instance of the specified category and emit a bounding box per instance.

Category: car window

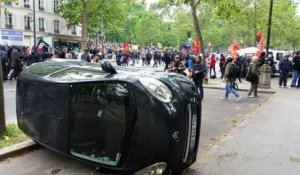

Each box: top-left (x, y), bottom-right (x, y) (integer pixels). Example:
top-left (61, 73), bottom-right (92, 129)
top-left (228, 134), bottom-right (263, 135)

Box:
top-left (50, 68), bottom-right (105, 80)
top-left (277, 53), bottom-right (284, 60)
top-left (29, 64), bottom-right (62, 76)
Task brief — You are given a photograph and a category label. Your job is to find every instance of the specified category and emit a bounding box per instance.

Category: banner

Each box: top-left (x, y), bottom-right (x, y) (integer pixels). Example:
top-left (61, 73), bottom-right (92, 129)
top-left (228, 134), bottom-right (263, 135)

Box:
top-left (36, 39), bottom-right (50, 53)
top-left (193, 37), bottom-right (200, 55)
top-left (132, 44), bottom-right (139, 50)
top-left (123, 42), bottom-right (129, 53)
top-left (230, 39), bottom-right (240, 59)
top-left (255, 32), bottom-right (264, 57)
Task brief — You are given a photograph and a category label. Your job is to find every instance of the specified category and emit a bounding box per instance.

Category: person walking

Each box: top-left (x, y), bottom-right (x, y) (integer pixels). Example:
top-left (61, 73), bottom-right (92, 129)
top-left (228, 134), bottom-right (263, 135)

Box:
top-left (222, 56), bottom-right (241, 102)
top-left (291, 51), bottom-right (300, 87)
top-left (10, 46), bottom-right (23, 81)
top-left (279, 55), bottom-right (292, 88)
top-left (192, 55), bottom-right (206, 100)
top-left (246, 56), bottom-right (260, 97)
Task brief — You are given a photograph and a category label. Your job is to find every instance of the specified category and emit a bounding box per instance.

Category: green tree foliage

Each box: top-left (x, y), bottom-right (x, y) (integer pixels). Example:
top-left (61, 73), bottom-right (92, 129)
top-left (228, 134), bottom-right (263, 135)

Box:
top-left (58, 0), bottom-right (130, 50)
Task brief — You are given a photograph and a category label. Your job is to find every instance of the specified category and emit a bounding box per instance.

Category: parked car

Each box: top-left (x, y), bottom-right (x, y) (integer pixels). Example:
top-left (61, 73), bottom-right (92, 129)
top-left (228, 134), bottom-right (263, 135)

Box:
top-left (16, 59), bottom-right (202, 174)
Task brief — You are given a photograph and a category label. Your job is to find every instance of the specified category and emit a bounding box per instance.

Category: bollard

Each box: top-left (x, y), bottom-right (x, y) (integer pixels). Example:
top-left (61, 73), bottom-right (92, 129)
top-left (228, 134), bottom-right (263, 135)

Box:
top-left (259, 63), bottom-right (271, 89)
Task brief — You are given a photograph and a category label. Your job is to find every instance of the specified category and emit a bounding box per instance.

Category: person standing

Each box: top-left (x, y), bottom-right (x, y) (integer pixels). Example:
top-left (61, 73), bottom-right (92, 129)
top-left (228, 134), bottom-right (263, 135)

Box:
top-left (153, 51), bottom-right (159, 68)
top-left (192, 55), bottom-right (206, 100)
top-left (209, 54), bottom-right (216, 78)
top-left (246, 56), bottom-right (260, 97)
top-left (234, 56), bottom-right (242, 83)
top-left (222, 56), bottom-right (241, 102)
top-left (163, 50), bottom-right (171, 71)
top-left (146, 50), bottom-right (152, 66)
top-left (291, 51), bottom-right (300, 87)
top-left (168, 55), bottom-right (186, 74)
top-left (81, 49), bottom-right (91, 62)
top-left (219, 53), bottom-right (226, 78)
top-left (279, 55), bottom-right (292, 88)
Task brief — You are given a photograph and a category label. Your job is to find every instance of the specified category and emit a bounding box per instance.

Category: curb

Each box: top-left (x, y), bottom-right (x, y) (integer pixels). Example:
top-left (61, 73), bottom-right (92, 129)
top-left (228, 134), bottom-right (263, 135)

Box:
top-left (203, 85), bottom-right (276, 94)
top-left (0, 140), bottom-right (38, 161)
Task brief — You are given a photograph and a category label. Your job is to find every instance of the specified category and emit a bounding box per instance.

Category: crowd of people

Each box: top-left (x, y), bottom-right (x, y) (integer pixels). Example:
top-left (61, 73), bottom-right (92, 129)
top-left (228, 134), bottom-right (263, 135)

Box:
top-left (1, 43), bottom-right (300, 102)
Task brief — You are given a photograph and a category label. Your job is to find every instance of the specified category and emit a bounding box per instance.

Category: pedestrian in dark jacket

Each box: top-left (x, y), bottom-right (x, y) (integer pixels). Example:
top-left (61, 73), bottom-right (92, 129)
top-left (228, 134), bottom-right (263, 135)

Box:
top-left (10, 46), bottom-right (23, 81)
top-left (258, 52), bottom-right (266, 67)
top-left (219, 53), bottom-right (226, 78)
top-left (153, 51), bottom-right (159, 68)
top-left (247, 56), bottom-right (260, 97)
top-left (81, 49), bottom-right (91, 62)
top-left (1, 46), bottom-right (9, 80)
top-left (291, 51), bottom-right (300, 87)
top-left (192, 55), bottom-right (206, 100)
top-left (279, 55), bottom-right (292, 88)
top-left (163, 50), bottom-right (171, 71)
top-left (223, 56), bottom-right (241, 103)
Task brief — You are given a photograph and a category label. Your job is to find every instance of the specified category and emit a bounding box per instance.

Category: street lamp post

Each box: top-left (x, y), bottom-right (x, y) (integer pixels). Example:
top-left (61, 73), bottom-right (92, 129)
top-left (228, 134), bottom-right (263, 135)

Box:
top-left (259, 0), bottom-right (273, 89)
top-left (265, 0), bottom-right (273, 58)
top-left (33, 0), bottom-right (36, 47)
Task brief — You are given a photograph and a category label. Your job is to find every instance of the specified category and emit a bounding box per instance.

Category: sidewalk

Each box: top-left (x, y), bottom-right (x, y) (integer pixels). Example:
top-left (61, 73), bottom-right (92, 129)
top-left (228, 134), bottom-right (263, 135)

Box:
top-left (189, 84), bottom-right (300, 174)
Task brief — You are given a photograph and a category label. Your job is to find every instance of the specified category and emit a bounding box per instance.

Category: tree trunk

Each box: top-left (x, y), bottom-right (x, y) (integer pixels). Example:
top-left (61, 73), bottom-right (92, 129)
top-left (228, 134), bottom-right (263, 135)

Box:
top-left (190, 0), bottom-right (208, 83)
top-left (190, 0), bottom-right (204, 56)
top-left (0, 0), bottom-right (6, 133)
top-left (81, 0), bottom-right (88, 52)
top-left (0, 57), bottom-right (6, 133)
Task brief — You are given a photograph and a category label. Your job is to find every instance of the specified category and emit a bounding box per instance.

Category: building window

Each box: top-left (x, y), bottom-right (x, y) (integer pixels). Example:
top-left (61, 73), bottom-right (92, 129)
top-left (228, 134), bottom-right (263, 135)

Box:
top-left (54, 20), bottom-right (59, 33)
top-left (54, 0), bottom-right (59, 13)
top-left (24, 0), bottom-right (30, 8)
top-left (39, 0), bottom-right (45, 11)
top-left (5, 13), bottom-right (13, 29)
top-left (39, 18), bottom-right (45, 31)
top-left (71, 26), bottom-right (76, 35)
top-left (24, 16), bottom-right (31, 30)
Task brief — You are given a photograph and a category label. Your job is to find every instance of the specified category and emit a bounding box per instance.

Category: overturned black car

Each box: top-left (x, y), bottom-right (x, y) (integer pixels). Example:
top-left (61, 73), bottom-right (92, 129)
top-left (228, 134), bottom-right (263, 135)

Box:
top-left (16, 59), bottom-right (202, 174)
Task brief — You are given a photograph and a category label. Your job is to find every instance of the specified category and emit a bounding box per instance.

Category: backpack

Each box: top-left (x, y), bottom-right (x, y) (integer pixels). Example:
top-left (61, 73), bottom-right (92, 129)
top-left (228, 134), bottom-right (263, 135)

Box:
top-left (281, 60), bottom-right (291, 72)
top-left (228, 63), bottom-right (241, 79)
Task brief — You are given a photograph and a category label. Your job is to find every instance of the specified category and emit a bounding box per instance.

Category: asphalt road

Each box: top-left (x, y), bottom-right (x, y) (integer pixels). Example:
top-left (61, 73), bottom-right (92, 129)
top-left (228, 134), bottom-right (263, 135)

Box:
top-left (0, 86), bottom-right (272, 175)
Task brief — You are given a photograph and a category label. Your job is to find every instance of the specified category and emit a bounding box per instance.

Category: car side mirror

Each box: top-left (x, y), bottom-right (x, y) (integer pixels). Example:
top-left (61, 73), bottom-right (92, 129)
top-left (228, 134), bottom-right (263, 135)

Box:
top-left (101, 60), bottom-right (117, 74)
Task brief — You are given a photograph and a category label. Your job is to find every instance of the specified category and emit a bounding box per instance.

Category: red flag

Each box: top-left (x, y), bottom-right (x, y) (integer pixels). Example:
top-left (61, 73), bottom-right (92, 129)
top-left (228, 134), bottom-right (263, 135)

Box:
top-left (255, 32), bottom-right (264, 57)
top-left (123, 42), bottom-right (129, 53)
top-left (230, 39), bottom-right (240, 59)
top-left (193, 37), bottom-right (200, 55)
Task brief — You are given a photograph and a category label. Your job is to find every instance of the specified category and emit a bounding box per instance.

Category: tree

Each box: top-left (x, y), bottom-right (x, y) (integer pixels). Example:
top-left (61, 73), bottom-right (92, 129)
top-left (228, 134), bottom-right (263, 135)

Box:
top-left (58, 0), bottom-right (130, 51)
top-left (0, 0), bottom-right (17, 133)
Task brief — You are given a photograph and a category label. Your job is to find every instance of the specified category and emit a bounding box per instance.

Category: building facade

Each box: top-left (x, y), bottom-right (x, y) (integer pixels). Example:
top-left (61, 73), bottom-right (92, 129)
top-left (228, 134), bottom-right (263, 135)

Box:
top-left (1, 0), bottom-right (81, 48)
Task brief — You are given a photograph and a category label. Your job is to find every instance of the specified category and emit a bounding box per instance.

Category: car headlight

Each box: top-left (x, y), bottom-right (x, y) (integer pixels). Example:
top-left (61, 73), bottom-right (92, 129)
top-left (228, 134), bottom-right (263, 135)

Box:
top-left (139, 78), bottom-right (172, 103)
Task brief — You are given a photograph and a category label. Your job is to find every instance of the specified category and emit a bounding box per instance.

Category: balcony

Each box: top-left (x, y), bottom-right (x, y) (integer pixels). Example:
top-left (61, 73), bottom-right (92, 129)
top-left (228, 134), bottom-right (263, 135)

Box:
top-left (24, 4), bottom-right (30, 8)
top-left (39, 7), bottom-right (45, 11)
top-left (39, 28), bottom-right (45, 32)
top-left (24, 26), bottom-right (31, 31)
top-left (54, 29), bottom-right (60, 34)
top-left (5, 24), bottom-right (13, 29)
top-left (71, 31), bottom-right (77, 35)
